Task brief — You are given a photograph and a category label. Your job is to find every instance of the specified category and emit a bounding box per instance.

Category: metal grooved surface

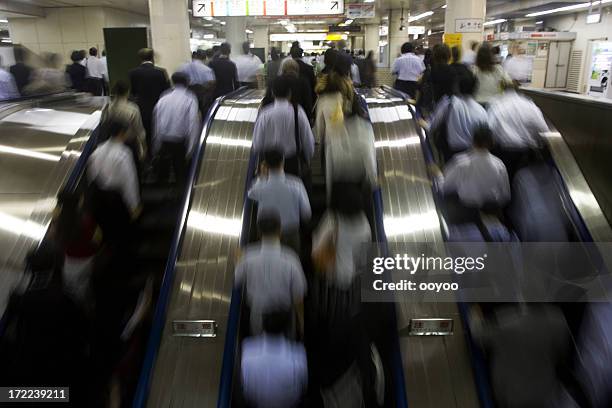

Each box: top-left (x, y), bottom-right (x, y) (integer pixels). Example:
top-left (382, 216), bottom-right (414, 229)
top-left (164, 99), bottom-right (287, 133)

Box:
top-left (362, 88), bottom-right (479, 408)
top-left (0, 95), bottom-right (102, 315)
top-left (147, 89), bottom-right (262, 407)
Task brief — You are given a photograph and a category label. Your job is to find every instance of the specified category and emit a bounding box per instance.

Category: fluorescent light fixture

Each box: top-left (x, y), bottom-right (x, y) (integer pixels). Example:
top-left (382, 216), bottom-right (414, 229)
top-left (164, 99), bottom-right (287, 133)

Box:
top-left (220, 21), bottom-right (226, 25)
top-left (203, 33), bottom-right (215, 39)
top-left (586, 13), bottom-right (601, 23)
top-left (0, 212), bottom-right (46, 240)
top-left (442, 4), bottom-right (447, 8)
top-left (270, 32), bottom-right (329, 41)
top-left (483, 18), bottom-right (507, 26)
top-left (536, 20), bottom-right (543, 24)
top-left (279, 20), bottom-right (289, 25)
top-left (0, 19), bottom-right (8, 23)
top-left (0, 144), bottom-right (60, 162)
top-left (187, 212), bottom-right (242, 237)
top-left (408, 11), bottom-right (434, 22)
top-left (1, 39), bottom-right (11, 43)
top-left (345, 19), bottom-right (354, 25)
top-left (245, 29), bottom-right (253, 34)
top-left (364, 0), bottom-right (375, 2)
top-left (203, 16), bottom-right (213, 20)
top-left (526, 0), bottom-right (612, 17)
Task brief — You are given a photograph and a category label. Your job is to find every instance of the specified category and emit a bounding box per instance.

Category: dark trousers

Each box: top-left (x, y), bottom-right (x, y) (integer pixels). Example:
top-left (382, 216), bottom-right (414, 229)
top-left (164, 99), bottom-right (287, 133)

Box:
top-left (86, 77), bottom-right (105, 96)
top-left (156, 140), bottom-right (188, 192)
top-left (394, 79), bottom-right (418, 99)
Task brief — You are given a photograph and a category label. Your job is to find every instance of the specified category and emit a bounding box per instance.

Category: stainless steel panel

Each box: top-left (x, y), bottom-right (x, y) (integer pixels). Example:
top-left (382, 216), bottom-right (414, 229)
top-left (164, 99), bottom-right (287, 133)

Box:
top-left (362, 88), bottom-right (479, 408)
top-left (147, 89), bottom-right (262, 408)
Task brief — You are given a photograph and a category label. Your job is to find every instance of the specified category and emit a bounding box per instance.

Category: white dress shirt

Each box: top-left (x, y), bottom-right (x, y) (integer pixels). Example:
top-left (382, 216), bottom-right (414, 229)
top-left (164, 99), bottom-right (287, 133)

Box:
top-left (0, 68), bottom-right (19, 100)
top-left (88, 139), bottom-right (140, 212)
top-left (233, 53), bottom-right (263, 83)
top-left (351, 63), bottom-right (361, 85)
top-left (391, 52), bottom-right (425, 82)
top-left (152, 86), bottom-right (200, 156)
top-left (248, 170), bottom-right (311, 233)
top-left (312, 211), bottom-right (371, 289)
top-left (86, 56), bottom-right (106, 79)
top-left (235, 240), bottom-right (307, 333)
top-left (462, 49), bottom-right (477, 66)
top-left (252, 99), bottom-right (315, 161)
top-left (241, 334), bottom-right (307, 408)
top-left (179, 59), bottom-right (215, 86)
top-left (439, 149), bottom-right (511, 208)
top-left (488, 90), bottom-right (549, 150)
top-left (430, 95), bottom-right (488, 151)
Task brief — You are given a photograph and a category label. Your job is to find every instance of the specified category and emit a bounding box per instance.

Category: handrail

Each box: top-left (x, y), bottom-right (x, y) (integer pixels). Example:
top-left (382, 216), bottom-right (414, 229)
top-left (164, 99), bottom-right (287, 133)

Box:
top-left (132, 87), bottom-right (248, 408)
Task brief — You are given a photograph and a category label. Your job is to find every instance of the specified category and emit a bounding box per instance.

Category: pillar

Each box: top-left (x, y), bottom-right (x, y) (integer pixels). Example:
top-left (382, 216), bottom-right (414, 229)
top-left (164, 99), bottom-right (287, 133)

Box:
top-left (364, 24), bottom-right (380, 62)
top-left (388, 9), bottom-right (411, 64)
top-left (224, 17), bottom-right (247, 58)
top-left (444, 0), bottom-right (486, 53)
top-left (148, 0), bottom-right (191, 74)
top-left (253, 26), bottom-right (269, 61)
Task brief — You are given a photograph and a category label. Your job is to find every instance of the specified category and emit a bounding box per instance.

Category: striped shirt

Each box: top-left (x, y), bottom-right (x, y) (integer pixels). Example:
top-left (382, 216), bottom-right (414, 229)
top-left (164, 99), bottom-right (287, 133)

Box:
top-left (391, 53), bottom-right (425, 82)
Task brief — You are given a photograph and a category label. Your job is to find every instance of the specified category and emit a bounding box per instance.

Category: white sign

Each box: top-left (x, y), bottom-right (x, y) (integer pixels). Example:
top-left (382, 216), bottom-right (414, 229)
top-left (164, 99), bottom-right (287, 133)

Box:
top-left (346, 3), bottom-right (375, 19)
top-left (193, 0), bottom-right (344, 17)
top-left (455, 18), bottom-right (483, 33)
top-left (408, 26), bottom-right (425, 35)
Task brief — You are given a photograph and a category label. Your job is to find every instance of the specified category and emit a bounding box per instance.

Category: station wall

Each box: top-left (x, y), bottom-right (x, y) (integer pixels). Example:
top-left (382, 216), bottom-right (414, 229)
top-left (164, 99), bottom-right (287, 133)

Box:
top-left (8, 7), bottom-right (148, 63)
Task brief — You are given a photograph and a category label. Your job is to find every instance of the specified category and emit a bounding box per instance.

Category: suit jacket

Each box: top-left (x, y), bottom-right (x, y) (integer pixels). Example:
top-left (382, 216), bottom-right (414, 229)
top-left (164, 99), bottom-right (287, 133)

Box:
top-left (129, 62), bottom-right (170, 122)
top-left (295, 59), bottom-right (315, 102)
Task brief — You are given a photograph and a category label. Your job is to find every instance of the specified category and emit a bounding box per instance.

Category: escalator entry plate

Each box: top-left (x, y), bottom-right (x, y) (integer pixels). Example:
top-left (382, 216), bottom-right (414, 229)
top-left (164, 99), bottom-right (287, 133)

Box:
top-left (407, 318), bottom-right (454, 336)
top-left (172, 320), bottom-right (217, 338)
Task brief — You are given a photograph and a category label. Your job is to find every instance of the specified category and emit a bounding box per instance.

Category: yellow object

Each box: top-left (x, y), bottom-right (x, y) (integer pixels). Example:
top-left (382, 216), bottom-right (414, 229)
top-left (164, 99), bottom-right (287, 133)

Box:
top-left (444, 33), bottom-right (463, 48)
top-left (326, 33), bottom-right (346, 41)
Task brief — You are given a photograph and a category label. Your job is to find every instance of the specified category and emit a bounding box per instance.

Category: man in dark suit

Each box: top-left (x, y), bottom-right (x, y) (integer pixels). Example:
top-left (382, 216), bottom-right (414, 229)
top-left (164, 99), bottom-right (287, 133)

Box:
top-left (9, 45), bottom-right (32, 94)
top-left (208, 42), bottom-right (238, 99)
top-left (129, 48), bottom-right (170, 154)
top-left (290, 47), bottom-right (316, 103)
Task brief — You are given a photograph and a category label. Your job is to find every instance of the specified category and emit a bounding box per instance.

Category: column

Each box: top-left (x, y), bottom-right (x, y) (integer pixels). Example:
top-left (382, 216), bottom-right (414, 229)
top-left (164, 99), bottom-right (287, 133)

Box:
top-left (224, 17), bottom-right (247, 58)
top-left (253, 26), bottom-right (269, 60)
top-left (148, 0), bottom-right (191, 74)
top-left (444, 0), bottom-right (486, 53)
top-left (388, 9), bottom-right (410, 65)
top-left (364, 24), bottom-right (380, 61)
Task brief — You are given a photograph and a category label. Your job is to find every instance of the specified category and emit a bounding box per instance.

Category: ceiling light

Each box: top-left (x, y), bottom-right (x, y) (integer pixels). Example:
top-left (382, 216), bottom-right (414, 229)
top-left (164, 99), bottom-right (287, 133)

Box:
top-left (203, 33), bottom-right (215, 39)
top-left (483, 18), bottom-right (507, 26)
top-left (364, 0), bottom-right (375, 2)
top-left (526, 0), bottom-right (612, 17)
top-left (279, 20), bottom-right (288, 25)
top-left (220, 21), bottom-right (226, 25)
top-left (0, 19), bottom-right (8, 23)
top-left (245, 29), bottom-right (253, 34)
top-left (535, 20), bottom-right (543, 24)
top-left (442, 4), bottom-right (447, 8)
top-left (1, 39), bottom-right (12, 43)
top-left (408, 11), bottom-right (434, 22)
top-left (345, 19), bottom-right (354, 25)
top-left (203, 16), bottom-right (213, 21)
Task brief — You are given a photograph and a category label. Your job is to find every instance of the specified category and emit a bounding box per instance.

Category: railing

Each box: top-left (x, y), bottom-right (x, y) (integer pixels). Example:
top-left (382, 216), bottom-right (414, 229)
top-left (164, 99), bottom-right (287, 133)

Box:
top-left (132, 87), bottom-right (247, 408)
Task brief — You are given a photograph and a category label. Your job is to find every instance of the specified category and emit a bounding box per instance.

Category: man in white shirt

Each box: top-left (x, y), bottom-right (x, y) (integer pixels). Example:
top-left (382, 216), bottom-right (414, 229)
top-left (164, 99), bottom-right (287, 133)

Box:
top-left (391, 42), bottom-right (425, 98)
top-left (153, 72), bottom-right (200, 191)
top-left (428, 70), bottom-right (488, 160)
top-left (85, 47), bottom-right (107, 96)
top-left (179, 49), bottom-right (216, 114)
top-left (252, 76), bottom-right (314, 174)
top-left (435, 125), bottom-right (510, 208)
top-left (461, 41), bottom-right (478, 66)
top-left (234, 210), bottom-right (307, 335)
top-left (248, 150), bottom-right (311, 253)
top-left (241, 310), bottom-right (307, 408)
top-left (233, 41), bottom-right (263, 88)
top-left (0, 56), bottom-right (19, 100)
top-left (88, 117), bottom-right (140, 242)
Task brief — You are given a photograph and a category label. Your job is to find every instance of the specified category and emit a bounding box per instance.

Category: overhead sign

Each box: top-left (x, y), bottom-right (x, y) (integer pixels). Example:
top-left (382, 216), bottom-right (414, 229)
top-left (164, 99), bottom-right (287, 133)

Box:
top-left (329, 24), bottom-right (361, 33)
top-left (406, 318), bottom-right (454, 336)
top-left (193, 0), bottom-right (344, 17)
top-left (346, 3), bottom-right (375, 19)
top-left (455, 18), bottom-right (483, 33)
top-left (408, 26), bottom-right (425, 35)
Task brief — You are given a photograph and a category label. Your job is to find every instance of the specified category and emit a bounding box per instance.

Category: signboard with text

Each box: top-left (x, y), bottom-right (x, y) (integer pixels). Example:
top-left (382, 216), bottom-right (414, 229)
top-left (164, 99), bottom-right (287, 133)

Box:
top-left (346, 3), bottom-right (375, 18)
top-left (193, 0), bottom-right (344, 17)
top-left (455, 18), bottom-right (483, 33)
top-left (444, 33), bottom-right (463, 48)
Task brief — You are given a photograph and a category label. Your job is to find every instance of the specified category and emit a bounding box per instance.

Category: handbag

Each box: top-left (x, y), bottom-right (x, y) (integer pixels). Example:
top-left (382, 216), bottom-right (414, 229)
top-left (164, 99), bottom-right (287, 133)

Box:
top-left (312, 214), bottom-right (338, 275)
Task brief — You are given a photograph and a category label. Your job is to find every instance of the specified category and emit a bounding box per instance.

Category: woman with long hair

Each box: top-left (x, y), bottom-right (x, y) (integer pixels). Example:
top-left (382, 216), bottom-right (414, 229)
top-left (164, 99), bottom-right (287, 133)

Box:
top-left (473, 43), bottom-right (512, 106)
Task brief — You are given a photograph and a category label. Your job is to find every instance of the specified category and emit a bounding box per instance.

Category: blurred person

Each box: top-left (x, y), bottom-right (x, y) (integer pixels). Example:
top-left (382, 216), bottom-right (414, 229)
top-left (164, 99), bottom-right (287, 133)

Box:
top-left (100, 80), bottom-right (147, 165)
top-left (262, 58), bottom-right (313, 121)
top-left (241, 310), bottom-right (308, 408)
top-left (503, 52), bottom-right (531, 83)
top-left (66, 50), bottom-right (87, 92)
top-left (266, 47), bottom-right (282, 87)
top-left (253, 75), bottom-right (314, 176)
top-left (85, 47), bottom-right (107, 96)
top-left (211, 44), bottom-right (221, 60)
top-left (432, 125), bottom-right (510, 209)
top-left (87, 116), bottom-right (140, 243)
top-left (488, 82), bottom-right (548, 171)
top-left (234, 210), bottom-right (307, 335)
top-left (462, 41), bottom-right (479, 66)
top-left (417, 44), bottom-right (453, 119)
top-left (361, 50), bottom-right (377, 88)
top-left (312, 183), bottom-right (371, 290)
top-left (450, 46), bottom-right (472, 83)
top-left (248, 149), bottom-right (311, 253)
top-left (423, 48), bottom-right (433, 70)
top-left (9, 45), bottom-right (32, 94)
top-left (492, 46), bottom-right (502, 64)
top-left (391, 42), bottom-right (425, 98)
top-left (129, 48), bottom-right (170, 153)
top-left (205, 48), bottom-right (214, 63)
top-left (289, 46), bottom-right (316, 101)
top-left (428, 69), bottom-right (488, 160)
top-left (234, 41), bottom-right (263, 88)
top-left (24, 53), bottom-right (69, 94)
top-left (100, 50), bottom-right (108, 94)
top-left (473, 44), bottom-right (512, 106)
top-left (0, 55), bottom-right (19, 100)
top-left (319, 48), bottom-right (338, 76)
top-left (350, 57), bottom-right (361, 87)
top-left (179, 49), bottom-right (216, 114)
top-left (152, 72), bottom-right (200, 192)
top-left (208, 42), bottom-right (238, 99)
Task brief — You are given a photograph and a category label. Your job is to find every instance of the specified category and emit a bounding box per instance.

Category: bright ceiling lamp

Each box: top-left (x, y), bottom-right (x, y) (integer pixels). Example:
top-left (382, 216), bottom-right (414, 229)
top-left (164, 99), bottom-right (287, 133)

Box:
top-left (408, 11), bottom-right (434, 22)
top-left (483, 18), bottom-right (507, 26)
top-left (442, 4), bottom-right (447, 8)
top-left (526, 0), bottom-right (612, 17)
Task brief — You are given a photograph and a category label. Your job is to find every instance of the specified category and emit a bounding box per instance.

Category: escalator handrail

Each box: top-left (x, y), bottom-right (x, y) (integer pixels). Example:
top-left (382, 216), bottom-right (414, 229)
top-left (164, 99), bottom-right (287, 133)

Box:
top-left (132, 87), bottom-right (248, 408)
